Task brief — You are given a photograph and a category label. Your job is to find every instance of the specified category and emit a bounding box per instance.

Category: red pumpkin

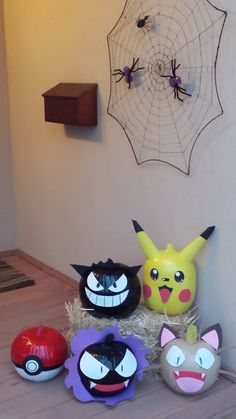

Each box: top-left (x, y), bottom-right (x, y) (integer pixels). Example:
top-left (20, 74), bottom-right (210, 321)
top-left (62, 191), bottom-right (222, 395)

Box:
top-left (11, 326), bottom-right (68, 382)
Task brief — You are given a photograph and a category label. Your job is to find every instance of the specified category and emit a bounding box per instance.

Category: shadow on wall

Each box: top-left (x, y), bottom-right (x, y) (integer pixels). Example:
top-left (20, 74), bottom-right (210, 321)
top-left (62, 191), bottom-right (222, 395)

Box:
top-left (64, 125), bottom-right (102, 143)
top-left (64, 87), bottom-right (102, 143)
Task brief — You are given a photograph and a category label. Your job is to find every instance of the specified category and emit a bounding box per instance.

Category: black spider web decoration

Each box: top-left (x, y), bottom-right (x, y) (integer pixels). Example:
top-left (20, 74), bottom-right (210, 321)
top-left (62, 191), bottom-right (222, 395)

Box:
top-left (107, 0), bottom-right (227, 174)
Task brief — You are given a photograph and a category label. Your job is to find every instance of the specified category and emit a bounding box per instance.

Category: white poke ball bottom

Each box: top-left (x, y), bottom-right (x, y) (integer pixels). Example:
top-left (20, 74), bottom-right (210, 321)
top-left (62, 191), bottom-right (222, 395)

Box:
top-left (13, 364), bottom-right (64, 382)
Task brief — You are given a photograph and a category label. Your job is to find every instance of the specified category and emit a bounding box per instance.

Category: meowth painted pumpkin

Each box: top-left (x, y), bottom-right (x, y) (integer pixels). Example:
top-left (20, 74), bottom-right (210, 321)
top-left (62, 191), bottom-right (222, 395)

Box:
top-left (159, 323), bottom-right (222, 394)
top-left (132, 220), bottom-right (215, 315)
top-left (71, 259), bottom-right (141, 318)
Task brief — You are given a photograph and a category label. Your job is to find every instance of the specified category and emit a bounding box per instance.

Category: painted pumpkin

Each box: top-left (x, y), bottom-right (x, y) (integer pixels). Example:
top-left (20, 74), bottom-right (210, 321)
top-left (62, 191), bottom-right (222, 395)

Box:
top-left (11, 326), bottom-right (68, 382)
top-left (159, 323), bottom-right (222, 394)
top-left (71, 259), bottom-right (141, 318)
top-left (78, 334), bottom-right (137, 397)
top-left (64, 326), bottom-right (150, 406)
top-left (132, 220), bottom-right (215, 315)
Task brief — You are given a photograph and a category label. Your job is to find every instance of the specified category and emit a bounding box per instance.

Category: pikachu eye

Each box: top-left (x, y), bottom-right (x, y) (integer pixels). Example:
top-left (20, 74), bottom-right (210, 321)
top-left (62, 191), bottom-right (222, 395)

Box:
top-left (166, 345), bottom-right (185, 367)
top-left (150, 268), bottom-right (159, 280)
top-left (195, 348), bottom-right (215, 370)
top-left (175, 271), bottom-right (184, 282)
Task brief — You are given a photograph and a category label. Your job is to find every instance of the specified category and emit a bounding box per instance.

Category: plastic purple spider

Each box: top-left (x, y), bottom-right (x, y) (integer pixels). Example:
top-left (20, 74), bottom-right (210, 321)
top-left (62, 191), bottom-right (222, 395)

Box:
top-left (112, 57), bottom-right (144, 89)
top-left (161, 59), bottom-right (191, 102)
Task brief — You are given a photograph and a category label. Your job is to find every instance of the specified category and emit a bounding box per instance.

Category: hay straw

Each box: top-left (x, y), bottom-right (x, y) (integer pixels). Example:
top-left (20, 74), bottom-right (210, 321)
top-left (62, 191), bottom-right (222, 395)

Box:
top-left (65, 298), bottom-right (198, 369)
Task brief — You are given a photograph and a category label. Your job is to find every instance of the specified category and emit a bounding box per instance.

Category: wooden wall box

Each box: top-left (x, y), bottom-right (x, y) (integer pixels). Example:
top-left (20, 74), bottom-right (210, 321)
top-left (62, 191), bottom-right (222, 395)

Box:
top-left (42, 83), bottom-right (97, 126)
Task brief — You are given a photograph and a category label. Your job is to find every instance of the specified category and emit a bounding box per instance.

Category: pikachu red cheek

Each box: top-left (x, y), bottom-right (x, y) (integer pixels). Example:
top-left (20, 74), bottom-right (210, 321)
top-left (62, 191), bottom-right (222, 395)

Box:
top-left (178, 289), bottom-right (191, 303)
top-left (143, 284), bottom-right (152, 298)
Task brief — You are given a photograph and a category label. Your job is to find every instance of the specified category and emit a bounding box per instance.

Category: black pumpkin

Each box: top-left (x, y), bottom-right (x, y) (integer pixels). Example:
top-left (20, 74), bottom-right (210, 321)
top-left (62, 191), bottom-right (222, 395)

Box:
top-left (71, 259), bottom-right (141, 318)
top-left (78, 333), bottom-right (137, 397)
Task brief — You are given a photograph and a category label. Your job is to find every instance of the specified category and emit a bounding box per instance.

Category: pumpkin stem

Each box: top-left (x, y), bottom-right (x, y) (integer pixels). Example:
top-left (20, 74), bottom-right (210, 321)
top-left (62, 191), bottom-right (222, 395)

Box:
top-left (185, 324), bottom-right (198, 344)
top-left (104, 333), bottom-right (115, 347)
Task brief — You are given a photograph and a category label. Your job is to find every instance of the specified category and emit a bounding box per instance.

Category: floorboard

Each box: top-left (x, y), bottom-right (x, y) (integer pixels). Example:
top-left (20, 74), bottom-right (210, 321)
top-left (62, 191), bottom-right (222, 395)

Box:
top-left (0, 255), bottom-right (236, 419)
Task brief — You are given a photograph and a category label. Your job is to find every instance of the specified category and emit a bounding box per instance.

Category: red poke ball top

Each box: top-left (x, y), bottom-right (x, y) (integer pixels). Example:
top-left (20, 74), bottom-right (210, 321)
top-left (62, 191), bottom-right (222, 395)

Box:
top-left (11, 326), bottom-right (68, 382)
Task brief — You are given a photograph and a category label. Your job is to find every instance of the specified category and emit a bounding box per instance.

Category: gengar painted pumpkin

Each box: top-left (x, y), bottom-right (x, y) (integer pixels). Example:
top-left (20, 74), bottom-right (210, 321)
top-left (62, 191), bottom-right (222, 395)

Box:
top-left (71, 259), bottom-right (141, 318)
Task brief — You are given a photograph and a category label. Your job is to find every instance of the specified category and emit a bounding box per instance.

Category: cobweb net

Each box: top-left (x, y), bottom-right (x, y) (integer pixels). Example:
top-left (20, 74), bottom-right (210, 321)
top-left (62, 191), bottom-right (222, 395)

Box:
top-left (107, 0), bottom-right (227, 174)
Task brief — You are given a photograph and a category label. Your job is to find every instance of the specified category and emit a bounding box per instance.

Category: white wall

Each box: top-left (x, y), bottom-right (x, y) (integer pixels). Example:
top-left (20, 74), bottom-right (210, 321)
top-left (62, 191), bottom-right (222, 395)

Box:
top-left (0, 0), bottom-right (15, 251)
top-left (4, 0), bottom-right (236, 369)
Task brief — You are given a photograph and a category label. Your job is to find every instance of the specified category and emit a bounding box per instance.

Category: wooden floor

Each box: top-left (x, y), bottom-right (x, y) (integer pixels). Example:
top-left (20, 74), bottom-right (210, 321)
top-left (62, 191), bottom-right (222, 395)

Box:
top-left (1, 254), bottom-right (236, 419)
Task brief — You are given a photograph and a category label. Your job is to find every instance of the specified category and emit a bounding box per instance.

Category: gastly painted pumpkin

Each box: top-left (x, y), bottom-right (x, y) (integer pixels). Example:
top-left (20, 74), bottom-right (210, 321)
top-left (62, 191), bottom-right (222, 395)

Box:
top-left (159, 323), bottom-right (222, 395)
top-left (78, 333), bottom-right (137, 398)
top-left (71, 259), bottom-right (141, 318)
top-left (132, 220), bottom-right (215, 315)
top-left (64, 326), bottom-right (150, 406)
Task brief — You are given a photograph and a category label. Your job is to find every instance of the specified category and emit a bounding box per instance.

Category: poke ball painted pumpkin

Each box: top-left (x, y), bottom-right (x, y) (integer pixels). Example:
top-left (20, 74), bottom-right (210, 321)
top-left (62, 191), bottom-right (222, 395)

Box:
top-left (11, 326), bottom-right (68, 382)
top-left (64, 326), bottom-right (150, 406)
top-left (159, 323), bottom-right (222, 395)
top-left (132, 220), bottom-right (215, 315)
top-left (71, 259), bottom-right (141, 318)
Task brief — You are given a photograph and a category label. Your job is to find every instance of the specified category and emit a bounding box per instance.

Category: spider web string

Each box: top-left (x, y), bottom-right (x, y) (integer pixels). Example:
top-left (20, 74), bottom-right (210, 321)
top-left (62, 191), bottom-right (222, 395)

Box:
top-left (152, 1), bottom-right (223, 127)
top-left (138, 1), bottom-right (166, 160)
top-left (107, 0), bottom-right (227, 174)
top-left (174, 20), bottom-right (224, 148)
top-left (157, 0), bottom-right (188, 167)
top-left (108, 4), bottom-right (217, 168)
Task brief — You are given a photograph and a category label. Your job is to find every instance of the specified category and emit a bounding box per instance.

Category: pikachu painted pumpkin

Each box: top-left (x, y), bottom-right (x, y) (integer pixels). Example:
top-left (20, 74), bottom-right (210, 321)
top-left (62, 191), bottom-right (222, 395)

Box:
top-left (159, 323), bottom-right (222, 395)
top-left (132, 220), bottom-right (215, 315)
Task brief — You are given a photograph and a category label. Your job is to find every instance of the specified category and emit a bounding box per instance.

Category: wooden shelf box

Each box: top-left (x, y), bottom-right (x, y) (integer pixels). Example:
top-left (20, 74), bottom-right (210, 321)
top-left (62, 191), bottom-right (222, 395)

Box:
top-left (42, 83), bottom-right (97, 126)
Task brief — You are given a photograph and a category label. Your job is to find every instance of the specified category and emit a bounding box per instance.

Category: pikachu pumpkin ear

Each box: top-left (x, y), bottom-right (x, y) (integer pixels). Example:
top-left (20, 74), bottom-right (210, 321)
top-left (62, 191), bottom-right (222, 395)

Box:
top-left (159, 324), bottom-right (179, 348)
top-left (179, 226), bottom-right (215, 262)
top-left (200, 324), bottom-right (222, 350)
top-left (132, 220), bottom-right (159, 259)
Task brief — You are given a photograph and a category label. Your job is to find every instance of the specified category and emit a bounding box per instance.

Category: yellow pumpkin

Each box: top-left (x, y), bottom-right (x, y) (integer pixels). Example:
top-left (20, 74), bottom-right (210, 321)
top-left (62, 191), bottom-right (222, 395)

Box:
top-left (132, 220), bottom-right (215, 315)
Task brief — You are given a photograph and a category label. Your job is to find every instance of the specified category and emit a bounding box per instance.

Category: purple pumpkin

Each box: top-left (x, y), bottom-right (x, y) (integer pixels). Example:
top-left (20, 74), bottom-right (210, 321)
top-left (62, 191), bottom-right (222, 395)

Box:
top-left (64, 326), bottom-right (150, 406)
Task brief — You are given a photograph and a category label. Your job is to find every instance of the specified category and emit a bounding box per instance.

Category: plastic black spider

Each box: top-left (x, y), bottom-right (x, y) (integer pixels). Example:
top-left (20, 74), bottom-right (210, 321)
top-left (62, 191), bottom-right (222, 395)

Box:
top-left (136, 15), bottom-right (152, 31)
top-left (112, 57), bottom-right (144, 89)
top-left (161, 59), bottom-right (191, 102)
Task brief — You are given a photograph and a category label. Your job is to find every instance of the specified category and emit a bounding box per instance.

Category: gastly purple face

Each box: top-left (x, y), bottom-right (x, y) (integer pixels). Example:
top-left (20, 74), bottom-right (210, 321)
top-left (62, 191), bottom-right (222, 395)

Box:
top-left (78, 334), bottom-right (137, 398)
top-left (64, 326), bottom-right (150, 406)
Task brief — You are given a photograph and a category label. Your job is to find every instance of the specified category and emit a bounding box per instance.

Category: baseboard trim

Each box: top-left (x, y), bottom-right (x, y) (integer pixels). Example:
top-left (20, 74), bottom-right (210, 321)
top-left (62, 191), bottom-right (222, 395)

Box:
top-left (0, 249), bottom-right (18, 258)
top-left (221, 364), bottom-right (236, 383)
top-left (14, 249), bottom-right (79, 290)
